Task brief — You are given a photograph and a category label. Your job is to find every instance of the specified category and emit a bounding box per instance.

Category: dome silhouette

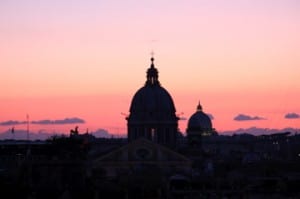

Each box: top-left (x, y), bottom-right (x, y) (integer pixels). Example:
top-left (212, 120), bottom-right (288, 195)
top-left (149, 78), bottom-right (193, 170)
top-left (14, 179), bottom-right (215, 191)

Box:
top-left (127, 57), bottom-right (178, 148)
top-left (129, 86), bottom-right (176, 120)
top-left (187, 103), bottom-right (212, 130)
top-left (186, 102), bottom-right (214, 147)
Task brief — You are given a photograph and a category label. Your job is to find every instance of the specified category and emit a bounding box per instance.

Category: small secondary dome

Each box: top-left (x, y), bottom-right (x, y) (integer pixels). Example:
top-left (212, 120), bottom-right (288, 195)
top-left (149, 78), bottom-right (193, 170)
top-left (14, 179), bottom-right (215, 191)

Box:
top-left (187, 102), bottom-right (212, 131)
top-left (186, 101), bottom-right (214, 147)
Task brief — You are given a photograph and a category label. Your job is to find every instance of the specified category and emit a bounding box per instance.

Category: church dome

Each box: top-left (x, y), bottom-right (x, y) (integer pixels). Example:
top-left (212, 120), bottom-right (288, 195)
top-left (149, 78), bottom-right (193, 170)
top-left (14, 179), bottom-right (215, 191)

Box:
top-left (129, 86), bottom-right (176, 118)
top-left (187, 102), bottom-right (212, 130)
top-left (128, 57), bottom-right (177, 121)
top-left (127, 56), bottom-right (178, 148)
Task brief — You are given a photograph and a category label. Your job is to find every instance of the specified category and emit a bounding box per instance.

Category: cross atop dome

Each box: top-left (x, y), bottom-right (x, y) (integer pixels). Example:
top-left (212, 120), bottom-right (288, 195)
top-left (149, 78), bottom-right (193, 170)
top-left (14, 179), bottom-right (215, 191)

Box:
top-left (150, 50), bottom-right (155, 58)
top-left (150, 51), bottom-right (155, 67)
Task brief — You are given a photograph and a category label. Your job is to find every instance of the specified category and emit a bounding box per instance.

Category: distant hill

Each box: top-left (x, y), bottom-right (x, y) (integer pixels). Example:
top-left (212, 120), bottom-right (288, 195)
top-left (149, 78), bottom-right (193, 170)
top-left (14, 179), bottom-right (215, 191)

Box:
top-left (0, 128), bottom-right (116, 140)
top-left (1, 127), bottom-right (299, 140)
top-left (220, 127), bottom-right (299, 135)
top-left (0, 129), bottom-right (55, 140)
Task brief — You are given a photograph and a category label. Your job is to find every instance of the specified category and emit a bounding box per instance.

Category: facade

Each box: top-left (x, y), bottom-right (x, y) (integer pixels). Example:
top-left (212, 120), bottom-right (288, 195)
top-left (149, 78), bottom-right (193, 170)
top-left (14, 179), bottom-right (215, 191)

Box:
top-left (92, 138), bottom-right (191, 178)
top-left (127, 57), bottom-right (179, 148)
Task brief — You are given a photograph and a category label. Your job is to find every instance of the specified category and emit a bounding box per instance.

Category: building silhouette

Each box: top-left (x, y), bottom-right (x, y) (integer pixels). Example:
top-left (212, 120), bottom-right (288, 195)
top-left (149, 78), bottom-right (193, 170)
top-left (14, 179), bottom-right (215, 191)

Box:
top-left (127, 57), bottom-right (179, 148)
top-left (187, 101), bottom-right (216, 147)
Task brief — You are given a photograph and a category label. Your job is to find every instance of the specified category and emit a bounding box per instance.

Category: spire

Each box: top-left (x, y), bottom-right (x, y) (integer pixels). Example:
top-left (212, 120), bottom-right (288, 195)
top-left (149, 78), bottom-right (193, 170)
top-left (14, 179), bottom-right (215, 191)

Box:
top-left (197, 101), bottom-right (203, 112)
top-left (150, 57), bottom-right (155, 68)
top-left (146, 55), bottom-right (159, 86)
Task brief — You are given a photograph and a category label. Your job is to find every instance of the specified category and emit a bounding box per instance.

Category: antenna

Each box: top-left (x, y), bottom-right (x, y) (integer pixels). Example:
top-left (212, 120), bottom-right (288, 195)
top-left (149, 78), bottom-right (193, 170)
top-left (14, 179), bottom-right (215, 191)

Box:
top-left (121, 112), bottom-right (129, 120)
top-left (121, 112), bottom-right (129, 117)
top-left (26, 114), bottom-right (29, 141)
top-left (176, 112), bottom-right (184, 117)
top-left (176, 112), bottom-right (186, 120)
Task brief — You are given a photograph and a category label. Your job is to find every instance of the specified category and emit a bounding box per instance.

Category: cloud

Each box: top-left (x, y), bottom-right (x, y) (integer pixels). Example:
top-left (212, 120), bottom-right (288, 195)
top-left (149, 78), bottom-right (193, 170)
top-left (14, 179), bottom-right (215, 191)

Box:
top-left (31, 120), bottom-right (53, 125)
top-left (234, 114), bottom-right (265, 121)
top-left (1, 117), bottom-right (85, 126)
top-left (0, 120), bottom-right (27, 126)
top-left (285, 113), bottom-right (300, 119)
top-left (31, 117), bottom-right (85, 125)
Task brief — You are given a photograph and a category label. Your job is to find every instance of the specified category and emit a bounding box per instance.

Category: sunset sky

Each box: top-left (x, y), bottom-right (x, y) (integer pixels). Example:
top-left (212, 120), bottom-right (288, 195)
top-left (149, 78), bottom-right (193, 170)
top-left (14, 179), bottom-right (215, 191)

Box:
top-left (0, 0), bottom-right (299, 136)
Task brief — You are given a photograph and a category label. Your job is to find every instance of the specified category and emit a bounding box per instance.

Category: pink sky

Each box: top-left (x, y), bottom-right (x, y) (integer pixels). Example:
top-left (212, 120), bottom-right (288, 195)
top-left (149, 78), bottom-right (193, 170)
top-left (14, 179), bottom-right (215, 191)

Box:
top-left (0, 0), bottom-right (299, 135)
